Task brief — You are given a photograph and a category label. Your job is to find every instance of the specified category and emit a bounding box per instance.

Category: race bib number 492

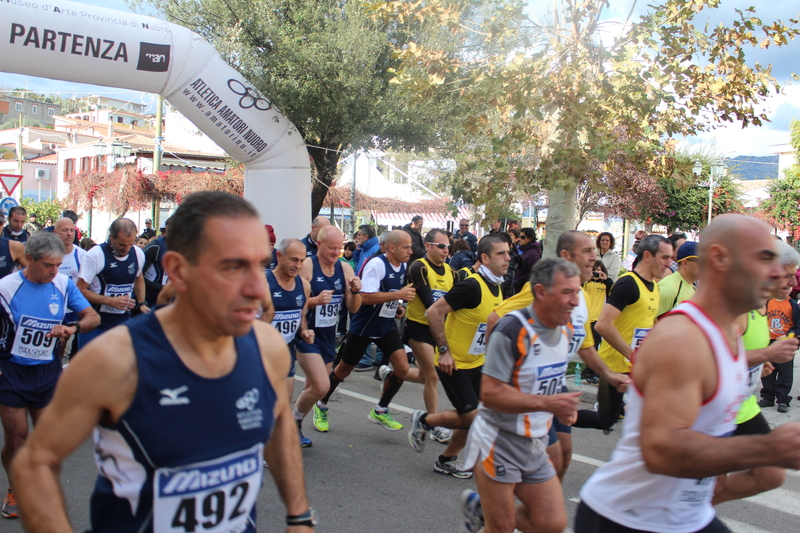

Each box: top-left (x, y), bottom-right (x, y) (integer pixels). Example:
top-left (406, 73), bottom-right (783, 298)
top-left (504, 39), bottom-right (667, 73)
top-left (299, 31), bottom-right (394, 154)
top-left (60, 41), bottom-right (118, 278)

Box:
top-left (153, 444), bottom-right (263, 533)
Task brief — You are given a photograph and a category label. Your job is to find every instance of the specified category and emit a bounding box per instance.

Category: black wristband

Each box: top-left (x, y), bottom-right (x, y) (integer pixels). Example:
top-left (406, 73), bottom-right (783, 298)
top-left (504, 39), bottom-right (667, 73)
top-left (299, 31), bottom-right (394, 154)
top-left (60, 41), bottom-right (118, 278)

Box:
top-left (286, 508), bottom-right (317, 527)
top-left (350, 289), bottom-right (360, 294)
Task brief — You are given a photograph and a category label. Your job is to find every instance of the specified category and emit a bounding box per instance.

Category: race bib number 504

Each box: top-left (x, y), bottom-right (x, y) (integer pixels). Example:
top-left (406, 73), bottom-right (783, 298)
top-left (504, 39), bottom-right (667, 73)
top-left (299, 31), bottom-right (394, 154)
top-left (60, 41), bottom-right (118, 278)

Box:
top-left (154, 443), bottom-right (263, 533)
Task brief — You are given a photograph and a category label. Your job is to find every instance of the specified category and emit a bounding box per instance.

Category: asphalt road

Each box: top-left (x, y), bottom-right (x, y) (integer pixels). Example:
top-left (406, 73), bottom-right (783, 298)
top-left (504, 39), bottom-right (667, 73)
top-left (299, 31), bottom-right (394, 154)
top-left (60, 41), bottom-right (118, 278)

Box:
top-left (1, 359), bottom-right (800, 532)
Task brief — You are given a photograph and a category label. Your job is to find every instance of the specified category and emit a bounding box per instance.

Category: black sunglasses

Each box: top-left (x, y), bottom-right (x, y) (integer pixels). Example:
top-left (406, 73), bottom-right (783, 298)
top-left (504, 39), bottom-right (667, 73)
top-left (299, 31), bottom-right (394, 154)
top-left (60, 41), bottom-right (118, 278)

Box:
top-left (429, 243), bottom-right (450, 249)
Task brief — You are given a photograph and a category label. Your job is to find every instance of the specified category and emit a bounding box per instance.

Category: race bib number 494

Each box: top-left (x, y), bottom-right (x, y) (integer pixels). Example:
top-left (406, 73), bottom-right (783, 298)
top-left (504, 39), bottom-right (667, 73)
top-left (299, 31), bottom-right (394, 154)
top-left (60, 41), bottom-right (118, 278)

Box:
top-left (153, 444), bottom-right (263, 533)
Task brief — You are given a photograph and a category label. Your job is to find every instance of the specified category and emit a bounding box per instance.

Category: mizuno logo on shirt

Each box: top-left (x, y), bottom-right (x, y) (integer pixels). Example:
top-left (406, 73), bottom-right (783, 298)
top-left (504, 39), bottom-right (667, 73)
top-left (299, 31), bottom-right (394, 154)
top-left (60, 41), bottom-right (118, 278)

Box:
top-left (316, 277), bottom-right (324, 282)
top-left (273, 292), bottom-right (282, 298)
top-left (388, 274), bottom-right (395, 279)
top-left (110, 262), bottom-right (118, 268)
top-left (160, 386), bottom-right (190, 406)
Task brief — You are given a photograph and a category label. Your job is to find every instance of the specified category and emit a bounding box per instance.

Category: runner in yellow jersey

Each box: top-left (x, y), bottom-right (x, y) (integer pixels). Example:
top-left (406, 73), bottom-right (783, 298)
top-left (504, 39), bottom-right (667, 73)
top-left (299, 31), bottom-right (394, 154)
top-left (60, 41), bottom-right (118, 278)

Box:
top-left (407, 235), bottom-right (508, 479)
top-left (486, 231), bottom-right (629, 479)
top-left (573, 234), bottom-right (672, 434)
top-left (404, 228), bottom-right (457, 444)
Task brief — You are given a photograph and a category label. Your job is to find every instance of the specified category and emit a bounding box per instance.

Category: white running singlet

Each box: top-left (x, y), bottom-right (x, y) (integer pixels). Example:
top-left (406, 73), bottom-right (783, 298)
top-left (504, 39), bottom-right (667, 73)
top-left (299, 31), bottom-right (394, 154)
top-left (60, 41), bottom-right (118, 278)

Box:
top-left (580, 301), bottom-right (748, 533)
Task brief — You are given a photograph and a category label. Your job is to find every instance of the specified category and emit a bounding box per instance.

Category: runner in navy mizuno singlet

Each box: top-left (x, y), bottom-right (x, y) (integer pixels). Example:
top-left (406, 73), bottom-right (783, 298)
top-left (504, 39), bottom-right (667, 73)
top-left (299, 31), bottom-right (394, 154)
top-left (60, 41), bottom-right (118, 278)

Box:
top-left (293, 226), bottom-right (362, 438)
top-left (319, 230), bottom-right (421, 432)
top-left (11, 192), bottom-right (316, 531)
top-left (265, 238), bottom-right (314, 447)
top-left (77, 219), bottom-right (149, 347)
top-left (0, 212), bottom-right (29, 279)
top-left (142, 219), bottom-right (169, 307)
top-left (0, 232), bottom-right (99, 519)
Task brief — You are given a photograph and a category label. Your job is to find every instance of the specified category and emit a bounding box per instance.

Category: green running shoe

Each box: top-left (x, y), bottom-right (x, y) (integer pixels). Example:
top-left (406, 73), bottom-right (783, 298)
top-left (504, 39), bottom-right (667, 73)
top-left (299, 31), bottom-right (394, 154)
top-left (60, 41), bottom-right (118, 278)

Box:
top-left (368, 409), bottom-right (403, 431)
top-left (313, 404), bottom-right (329, 432)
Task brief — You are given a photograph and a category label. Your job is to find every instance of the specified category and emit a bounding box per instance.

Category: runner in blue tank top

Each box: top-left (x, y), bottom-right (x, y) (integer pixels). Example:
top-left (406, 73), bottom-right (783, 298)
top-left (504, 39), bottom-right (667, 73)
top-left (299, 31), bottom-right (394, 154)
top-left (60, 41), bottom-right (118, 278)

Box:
top-left (264, 238), bottom-right (314, 447)
top-left (319, 230), bottom-right (422, 432)
top-left (0, 232), bottom-right (99, 519)
top-left (77, 219), bottom-right (150, 347)
top-left (12, 192), bottom-right (317, 532)
top-left (293, 226), bottom-right (362, 439)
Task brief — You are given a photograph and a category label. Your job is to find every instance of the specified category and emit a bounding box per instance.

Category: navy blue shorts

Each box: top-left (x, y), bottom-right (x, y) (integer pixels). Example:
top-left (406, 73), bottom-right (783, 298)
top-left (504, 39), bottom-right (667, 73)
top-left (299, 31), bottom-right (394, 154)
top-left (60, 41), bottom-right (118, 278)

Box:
top-left (296, 327), bottom-right (337, 364)
top-left (0, 357), bottom-right (62, 409)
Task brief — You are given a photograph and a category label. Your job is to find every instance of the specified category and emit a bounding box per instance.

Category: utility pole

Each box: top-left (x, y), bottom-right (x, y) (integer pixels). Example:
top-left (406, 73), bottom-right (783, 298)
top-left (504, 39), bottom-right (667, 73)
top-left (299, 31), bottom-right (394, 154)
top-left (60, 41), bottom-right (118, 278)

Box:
top-left (152, 95), bottom-right (164, 228)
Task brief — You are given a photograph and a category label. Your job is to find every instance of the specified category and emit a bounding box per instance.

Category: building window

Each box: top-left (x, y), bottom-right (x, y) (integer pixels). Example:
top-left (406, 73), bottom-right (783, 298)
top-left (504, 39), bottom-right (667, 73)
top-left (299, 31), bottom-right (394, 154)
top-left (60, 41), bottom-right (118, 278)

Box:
top-left (65, 159), bottom-right (75, 178)
top-left (31, 105), bottom-right (38, 114)
top-left (117, 116), bottom-right (124, 123)
top-left (48, 108), bottom-right (55, 117)
top-left (80, 157), bottom-right (91, 173)
top-left (131, 120), bottom-right (138, 128)
top-left (15, 102), bottom-right (22, 112)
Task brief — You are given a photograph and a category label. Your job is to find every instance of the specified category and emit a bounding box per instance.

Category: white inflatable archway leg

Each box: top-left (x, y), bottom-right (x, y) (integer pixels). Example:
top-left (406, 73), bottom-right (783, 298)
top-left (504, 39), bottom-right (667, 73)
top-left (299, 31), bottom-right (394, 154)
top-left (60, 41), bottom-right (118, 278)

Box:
top-left (0, 0), bottom-right (310, 242)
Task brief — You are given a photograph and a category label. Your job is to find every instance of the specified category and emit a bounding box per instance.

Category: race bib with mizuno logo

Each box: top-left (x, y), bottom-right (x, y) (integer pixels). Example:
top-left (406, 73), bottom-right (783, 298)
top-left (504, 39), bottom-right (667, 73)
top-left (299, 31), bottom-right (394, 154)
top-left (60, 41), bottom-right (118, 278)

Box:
top-left (153, 443), bottom-right (263, 533)
top-left (11, 315), bottom-right (60, 362)
top-left (100, 283), bottom-right (134, 314)
top-left (315, 294), bottom-right (343, 328)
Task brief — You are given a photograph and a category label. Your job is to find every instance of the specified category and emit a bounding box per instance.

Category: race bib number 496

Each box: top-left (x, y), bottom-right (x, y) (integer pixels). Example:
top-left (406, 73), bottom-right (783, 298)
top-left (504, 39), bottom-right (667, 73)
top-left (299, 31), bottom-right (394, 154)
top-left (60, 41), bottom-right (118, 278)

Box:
top-left (153, 443), bottom-right (263, 533)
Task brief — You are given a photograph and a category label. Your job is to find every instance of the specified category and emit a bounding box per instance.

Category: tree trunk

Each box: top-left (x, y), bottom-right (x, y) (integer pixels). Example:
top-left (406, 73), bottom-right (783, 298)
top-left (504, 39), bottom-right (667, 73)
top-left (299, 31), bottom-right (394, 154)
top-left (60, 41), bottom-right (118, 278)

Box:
top-left (542, 185), bottom-right (576, 258)
top-left (308, 143), bottom-right (343, 219)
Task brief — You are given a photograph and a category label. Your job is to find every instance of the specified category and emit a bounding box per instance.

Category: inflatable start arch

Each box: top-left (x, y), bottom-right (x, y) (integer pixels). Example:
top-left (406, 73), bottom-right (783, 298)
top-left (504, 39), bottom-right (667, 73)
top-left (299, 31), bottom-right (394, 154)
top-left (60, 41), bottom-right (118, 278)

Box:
top-left (0, 0), bottom-right (311, 241)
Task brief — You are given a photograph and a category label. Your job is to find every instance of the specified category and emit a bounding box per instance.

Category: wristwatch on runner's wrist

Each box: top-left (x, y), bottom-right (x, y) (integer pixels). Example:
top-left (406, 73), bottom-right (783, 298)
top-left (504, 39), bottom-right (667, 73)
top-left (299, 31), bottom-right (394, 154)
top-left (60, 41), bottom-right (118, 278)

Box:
top-left (67, 321), bottom-right (81, 334)
top-left (286, 508), bottom-right (317, 527)
top-left (437, 345), bottom-right (449, 354)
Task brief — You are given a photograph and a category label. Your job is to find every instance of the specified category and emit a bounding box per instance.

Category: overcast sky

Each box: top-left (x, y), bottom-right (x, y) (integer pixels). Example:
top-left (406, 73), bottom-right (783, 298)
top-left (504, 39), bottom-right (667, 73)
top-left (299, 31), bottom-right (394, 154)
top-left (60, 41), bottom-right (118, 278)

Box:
top-left (2, 0), bottom-right (798, 159)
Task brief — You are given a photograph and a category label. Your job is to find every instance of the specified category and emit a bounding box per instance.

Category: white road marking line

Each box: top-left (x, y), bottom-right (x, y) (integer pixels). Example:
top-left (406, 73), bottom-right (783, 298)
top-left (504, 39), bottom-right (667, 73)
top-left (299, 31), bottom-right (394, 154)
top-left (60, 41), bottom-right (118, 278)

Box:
top-left (297, 376), bottom-right (800, 524)
top-left (293, 376), bottom-right (416, 414)
top-left (724, 518), bottom-right (775, 533)
top-left (571, 454), bottom-right (607, 468)
top-left (742, 488), bottom-right (800, 518)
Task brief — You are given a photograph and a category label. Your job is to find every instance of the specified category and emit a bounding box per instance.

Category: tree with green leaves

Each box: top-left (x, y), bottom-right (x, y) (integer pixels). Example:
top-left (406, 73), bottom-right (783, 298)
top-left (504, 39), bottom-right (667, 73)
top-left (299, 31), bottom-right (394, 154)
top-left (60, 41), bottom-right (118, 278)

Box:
top-left (138, 0), bottom-right (495, 217)
top-left (381, 0), bottom-right (799, 255)
top-left (759, 118), bottom-right (800, 241)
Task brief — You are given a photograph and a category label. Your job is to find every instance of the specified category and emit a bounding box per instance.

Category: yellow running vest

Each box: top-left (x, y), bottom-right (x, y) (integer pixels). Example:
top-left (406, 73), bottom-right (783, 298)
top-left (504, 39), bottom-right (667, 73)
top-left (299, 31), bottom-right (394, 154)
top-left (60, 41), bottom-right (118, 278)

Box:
top-left (736, 310), bottom-right (770, 424)
top-left (442, 272), bottom-right (502, 369)
top-left (406, 258), bottom-right (454, 326)
top-left (598, 272), bottom-right (659, 373)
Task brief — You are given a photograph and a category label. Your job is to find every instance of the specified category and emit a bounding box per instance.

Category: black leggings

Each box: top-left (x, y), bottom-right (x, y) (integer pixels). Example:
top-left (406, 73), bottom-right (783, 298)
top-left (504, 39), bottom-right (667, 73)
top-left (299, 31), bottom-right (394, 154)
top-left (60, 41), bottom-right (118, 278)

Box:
top-left (575, 501), bottom-right (732, 533)
top-left (573, 375), bottom-right (627, 431)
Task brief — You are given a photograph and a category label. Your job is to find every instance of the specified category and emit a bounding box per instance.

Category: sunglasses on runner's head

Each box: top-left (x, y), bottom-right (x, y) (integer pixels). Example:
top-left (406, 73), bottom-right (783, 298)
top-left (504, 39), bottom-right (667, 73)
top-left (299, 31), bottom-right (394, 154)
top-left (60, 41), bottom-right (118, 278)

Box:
top-left (429, 243), bottom-right (450, 249)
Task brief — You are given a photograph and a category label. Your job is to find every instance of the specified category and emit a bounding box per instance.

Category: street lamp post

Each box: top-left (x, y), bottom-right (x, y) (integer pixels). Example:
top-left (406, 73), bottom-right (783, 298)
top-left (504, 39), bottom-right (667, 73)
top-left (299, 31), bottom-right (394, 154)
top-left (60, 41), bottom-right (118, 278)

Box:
top-left (693, 160), bottom-right (727, 225)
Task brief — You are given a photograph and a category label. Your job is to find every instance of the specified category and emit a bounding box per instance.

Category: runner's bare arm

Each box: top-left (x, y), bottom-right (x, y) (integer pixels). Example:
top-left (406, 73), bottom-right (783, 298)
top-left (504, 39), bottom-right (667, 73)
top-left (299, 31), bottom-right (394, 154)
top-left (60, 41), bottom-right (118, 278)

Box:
top-left (637, 316), bottom-right (800, 478)
top-left (156, 280), bottom-right (177, 306)
top-left (76, 277), bottom-right (117, 307)
top-left (481, 375), bottom-right (579, 420)
top-left (594, 304), bottom-right (632, 360)
top-left (254, 323), bottom-right (313, 530)
top-left (9, 240), bottom-right (27, 267)
top-left (486, 311), bottom-right (500, 337)
top-left (12, 328), bottom-right (138, 532)
top-left (577, 347), bottom-right (630, 392)
top-left (360, 284), bottom-right (415, 305)
top-left (341, 261), bottom-right (362, 314)
top-left (134, 274), bottom-right (149, 312)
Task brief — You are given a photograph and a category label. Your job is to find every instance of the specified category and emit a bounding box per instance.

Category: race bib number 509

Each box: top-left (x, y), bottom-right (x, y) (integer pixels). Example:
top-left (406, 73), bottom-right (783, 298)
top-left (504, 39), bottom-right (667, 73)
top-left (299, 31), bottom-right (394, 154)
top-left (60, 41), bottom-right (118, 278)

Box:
top-left (153, 444), bottom-right (263, 533)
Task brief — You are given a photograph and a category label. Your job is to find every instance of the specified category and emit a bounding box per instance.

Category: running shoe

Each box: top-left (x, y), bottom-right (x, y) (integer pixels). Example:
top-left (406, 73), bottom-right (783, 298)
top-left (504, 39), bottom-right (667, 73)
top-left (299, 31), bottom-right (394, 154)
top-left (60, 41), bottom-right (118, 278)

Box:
top-left (434, 457), bottom-right (473, 479)
top-left (297, 420), bottom-right (312, 447)
top-left (778, 403), bottom-right (789, 413)
top-left (1, 490), bottom-right (17, 519)
top-left (313, 404), bottom-right (329, 432)
top-left (408, 410), bottom-right (429, 452)
top-left (459, 489), bottom-right (483, 533)
top-left (368, 409), bottom-right (403, 430)
top-left (430, 426), bottom-right (453, 443)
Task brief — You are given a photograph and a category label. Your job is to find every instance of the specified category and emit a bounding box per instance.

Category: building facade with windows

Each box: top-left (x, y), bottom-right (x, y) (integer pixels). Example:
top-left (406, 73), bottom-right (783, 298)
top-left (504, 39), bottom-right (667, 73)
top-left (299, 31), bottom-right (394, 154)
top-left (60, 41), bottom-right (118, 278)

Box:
top-left (0, 96), bottom-right (61, 127)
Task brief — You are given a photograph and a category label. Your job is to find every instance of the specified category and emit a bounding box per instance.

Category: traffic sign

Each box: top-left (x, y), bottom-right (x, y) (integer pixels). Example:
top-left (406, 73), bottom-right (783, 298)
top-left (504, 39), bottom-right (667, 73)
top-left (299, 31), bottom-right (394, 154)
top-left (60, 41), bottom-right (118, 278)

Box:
top-left (0, 174), bottom-right (22, 196)
top-left (0, 197), bottom-right (18, 216)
